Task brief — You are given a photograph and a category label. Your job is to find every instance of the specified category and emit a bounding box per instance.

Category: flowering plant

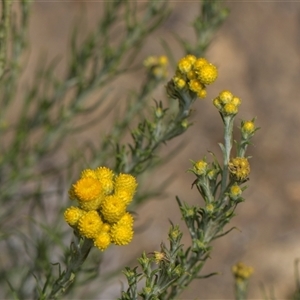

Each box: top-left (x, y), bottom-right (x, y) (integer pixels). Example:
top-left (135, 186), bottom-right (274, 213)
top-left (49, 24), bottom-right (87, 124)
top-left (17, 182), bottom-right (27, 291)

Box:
top-left (2, 1), bottom-right (296, 300)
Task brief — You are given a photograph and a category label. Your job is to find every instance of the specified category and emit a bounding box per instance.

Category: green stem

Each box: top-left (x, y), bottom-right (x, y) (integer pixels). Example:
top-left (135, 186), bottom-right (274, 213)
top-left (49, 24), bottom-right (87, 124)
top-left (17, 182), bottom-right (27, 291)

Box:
top-left (220, 116), bottom-right (234, 197)
top-left (48, 238), bottom-right (93, 300)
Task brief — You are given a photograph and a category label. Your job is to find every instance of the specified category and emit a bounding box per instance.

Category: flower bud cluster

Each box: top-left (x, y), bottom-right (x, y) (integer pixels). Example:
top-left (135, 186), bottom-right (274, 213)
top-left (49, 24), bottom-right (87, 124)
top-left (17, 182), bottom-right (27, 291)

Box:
top-left (143, 55), bottom-right (169, 80)
top-left (213, 90), bottom-right (241, 115)
top-left (64, 166), bottom-right (137, 251)
top-left (172, 54), bottom-right (218, 99)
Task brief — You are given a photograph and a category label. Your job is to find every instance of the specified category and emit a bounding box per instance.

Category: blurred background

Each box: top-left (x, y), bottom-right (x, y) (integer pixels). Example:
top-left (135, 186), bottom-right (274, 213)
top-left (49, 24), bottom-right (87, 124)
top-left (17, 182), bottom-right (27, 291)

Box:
top-left (28, 1), bottom-right (300, 299)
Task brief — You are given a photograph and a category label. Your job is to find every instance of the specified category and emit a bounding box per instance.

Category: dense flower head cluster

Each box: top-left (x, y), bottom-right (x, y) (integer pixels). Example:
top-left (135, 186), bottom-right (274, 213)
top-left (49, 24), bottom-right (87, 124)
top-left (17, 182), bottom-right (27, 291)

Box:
top-left (64, 166), bottom-right (137, 251)
top-left (228, 157), bottom-right (250, 181)
top-left (213, 90), bottom-right (241, 115)
top-left (172, 54), bottom-right (218, 99)
top-left (143, 55), bottom-right (169, 80)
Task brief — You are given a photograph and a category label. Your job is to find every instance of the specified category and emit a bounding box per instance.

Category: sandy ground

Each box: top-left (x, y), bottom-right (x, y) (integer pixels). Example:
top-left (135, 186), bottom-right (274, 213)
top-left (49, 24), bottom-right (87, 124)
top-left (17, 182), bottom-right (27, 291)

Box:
top-left (25, 1), bottom-right (300, 299)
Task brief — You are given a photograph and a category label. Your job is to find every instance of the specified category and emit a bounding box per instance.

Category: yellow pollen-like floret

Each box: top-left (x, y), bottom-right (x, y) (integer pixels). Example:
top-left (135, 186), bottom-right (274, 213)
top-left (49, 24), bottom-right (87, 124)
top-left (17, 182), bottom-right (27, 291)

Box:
top-left (115, 173), bottom-right (137, 196)
top-left (158, 55), bottom-right (168, 66)
top-left (115, 190), bottom-right (134, 205)
top-left (206, 203), bottom-right (214, 213)
top-left (187, 70), bottom-right (197, 80)
top-left (101, 195), bottom-right (126, 224)
top-left (223, 103), bottom-right (238, 115)
top-left (93, 166), bottom-right (114, 194)
top-left (197, 63), bottom-right (218, 85)
top-left (188, 79), bottom-right (203, 93)
top-left (110, 223), bottom-right (134, 245)
top-left (78, 210), bottom-right (103, 239)
top-left (194, 160), bottom-right (207, 176)
top-left (230, 185), bottom-right (242, 198)
top-left (185, 54), bottom-right (197, 64)
top-left (102, 223), bottom-right (111, 232)
top-left (94, 231), bottom-right (111, 251)
top-left (197, 89), bottom-right (207, 99)
top-left (219, 90), bottom-right (233, 104)
top-left (231, 96), bottom-right (241, 107)
top-left (193, 58), bottom-right (208, 71)
top-left (117, 212), bottom-right (134, 226)
top-left (173, 76), bottom-right (186, 89)
top-left (242, 121), bottom-right (255, 134)
top-left (80, 169), bottom-right (97, 179)
top-left (213, 97), bottom-right (222, 110)
top-left (232, 262), bottom-right (254, 280)
top-left (177, 57), bottom-right (192, 74)
top-left (64, 206), bottom-right (84, 226)
top-left (73, 177), bottom-right (102, 202)
top-left (229, 157), bottom-right (250, 181)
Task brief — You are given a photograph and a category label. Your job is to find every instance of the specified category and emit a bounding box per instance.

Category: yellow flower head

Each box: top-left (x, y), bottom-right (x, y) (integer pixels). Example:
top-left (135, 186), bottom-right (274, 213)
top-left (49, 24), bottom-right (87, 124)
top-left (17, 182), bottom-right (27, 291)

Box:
top-left (73, 177), bottom-right (102, 202)
top-left (101, 195), bottom-right (126, 224)
top-left (205, 203), bottom-right (214, 213)
top-left (110, 223), bottom-right (133, 245)
top-left (64, 206), bottom-right (84, 226)
top-left (193, 58), bottom-right (208, 71)
top-left (197, 89), bottom-right (207, 99)
top-left (173, 76), bottom-right (186, 89)
top-left (94, 166), bottom-right (114, 194)
top-left (223, 103), bottom-right (238, 115)
top-left (94, 231), bottom-right (111, 251)
top-left (158, 55), bottom-right (168, 66)
top-left (193, 160), bottom-right (208, 176)
top-left (153, 251), bottom-right (166, 264)
top-left (80, 168), bottom-right (97, 179)
top-left (185, 54), bottom-right (197, 64)
top-left (242, 120), bottom-right (256, 135)
top-left (231, 96), bottom-right (241, 107)
top-left (197, 63), bottom-right (218, 85)
top-left (188, 79), bottom-right (204, 93)
top-left (115, 173), bottom-right (137, 197)
top-left (117, 212), bottom-right (134, 226)
top-left (230, 184), bottom-right (242, 199)
top-left (178, 57), bottom-right (192, 74)
top-left (219, 90), bottom-right (233, 104)
top-left (229, 157), bottom-right (250, 181)
top-left (78, 210), bottom-right (103, 239)
top-left (232, 262), bottom-right (254, 280)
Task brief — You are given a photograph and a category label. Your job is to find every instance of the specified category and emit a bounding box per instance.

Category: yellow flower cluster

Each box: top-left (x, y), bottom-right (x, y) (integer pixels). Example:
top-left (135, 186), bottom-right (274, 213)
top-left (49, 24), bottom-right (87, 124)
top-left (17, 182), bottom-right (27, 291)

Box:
top-left (143, 55), bottom-right (168, 80)
top-left (232, 262), bottom-right (254, 281)
top-left (228, 157), bottom-right (250, 181)
top-left (64, 166), bottom-right (137, 251)
top-left (213, 90), bottom-right (241, 115)
top-left (172, 54), bottom-right (218, 98)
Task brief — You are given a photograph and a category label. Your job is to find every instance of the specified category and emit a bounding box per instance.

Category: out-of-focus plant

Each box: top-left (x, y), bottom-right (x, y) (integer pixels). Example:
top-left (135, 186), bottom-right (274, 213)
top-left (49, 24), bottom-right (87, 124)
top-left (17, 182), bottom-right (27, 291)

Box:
top-left (0, 0), bottom-right (230, 299)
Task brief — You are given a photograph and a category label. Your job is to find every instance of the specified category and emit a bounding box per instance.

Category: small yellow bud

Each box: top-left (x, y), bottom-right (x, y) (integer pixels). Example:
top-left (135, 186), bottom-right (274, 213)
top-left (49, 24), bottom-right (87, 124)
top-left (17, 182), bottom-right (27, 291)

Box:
top-left (242, 121), bottom-right (256, 135)
top-left (232, 262), bottom-right (254, 280)
top-left (197, 89), bottom-right (207, 99)
top-left (219, 90), bottom-right (233, 104)
top-left (231, 96), bottom-right (241, 107)
top-left (194, 160), bottom-right (207, 176)
top-left (230, 184), bottom-right (242, 199)
top-left (178, 57), bottom-right (192, 74)
top-left (173, 76), bottom-right (186, 89)
top-left (223, 103), bottom-right (238, 115)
